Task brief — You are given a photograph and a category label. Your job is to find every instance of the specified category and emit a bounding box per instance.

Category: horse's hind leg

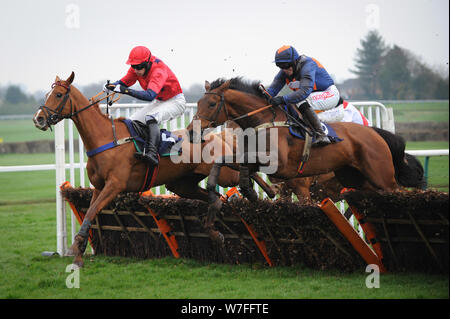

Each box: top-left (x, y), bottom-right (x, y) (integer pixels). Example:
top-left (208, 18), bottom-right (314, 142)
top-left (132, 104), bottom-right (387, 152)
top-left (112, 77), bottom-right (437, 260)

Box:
top-left (360, 151), bottom-right (398, 191)
top-left (166, 174), bottom-right (209, 201)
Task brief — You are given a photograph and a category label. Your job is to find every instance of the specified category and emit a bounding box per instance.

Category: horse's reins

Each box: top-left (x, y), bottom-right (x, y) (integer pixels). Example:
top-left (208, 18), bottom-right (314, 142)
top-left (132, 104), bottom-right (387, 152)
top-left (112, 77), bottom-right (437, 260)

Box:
top-left (196, 87), bottom-right (313, 174)
top-left (40, 81), bottom-right (156, 192)
top-left (196, 88), bottom-right (312, 136)
top-left (39, 81), bottom-right (121, 129)
top-left (192, 92), bottom-right (228, 128)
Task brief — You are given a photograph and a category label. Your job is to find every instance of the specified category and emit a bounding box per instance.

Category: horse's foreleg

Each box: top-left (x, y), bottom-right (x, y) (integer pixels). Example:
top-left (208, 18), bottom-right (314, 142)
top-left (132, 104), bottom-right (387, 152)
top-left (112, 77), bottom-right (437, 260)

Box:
top-left (69, 181), bottom-right (124, 267)
top-left (204, 161), bottom-right (226, 242)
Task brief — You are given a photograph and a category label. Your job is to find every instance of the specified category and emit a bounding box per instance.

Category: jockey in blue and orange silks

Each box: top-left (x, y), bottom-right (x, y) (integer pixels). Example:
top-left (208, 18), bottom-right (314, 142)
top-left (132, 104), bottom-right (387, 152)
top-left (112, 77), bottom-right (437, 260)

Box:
top-left (266, 45), bottom-right (341, 145)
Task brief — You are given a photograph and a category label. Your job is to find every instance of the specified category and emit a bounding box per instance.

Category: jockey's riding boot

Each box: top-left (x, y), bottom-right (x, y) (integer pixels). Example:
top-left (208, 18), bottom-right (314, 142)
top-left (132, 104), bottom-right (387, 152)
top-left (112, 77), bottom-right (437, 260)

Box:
top-left (134, 118), bottom-right (160, 166)
top-left (298, 102), bottom-right (331, 146)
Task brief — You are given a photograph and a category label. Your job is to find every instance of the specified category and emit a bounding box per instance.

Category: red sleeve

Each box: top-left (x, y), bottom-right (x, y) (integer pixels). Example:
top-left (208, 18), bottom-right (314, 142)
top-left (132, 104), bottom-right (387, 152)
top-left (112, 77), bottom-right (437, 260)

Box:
top-left (120, 68), bottom-right (138, 87)
top-left (146, 67), bottom-right (168, 94)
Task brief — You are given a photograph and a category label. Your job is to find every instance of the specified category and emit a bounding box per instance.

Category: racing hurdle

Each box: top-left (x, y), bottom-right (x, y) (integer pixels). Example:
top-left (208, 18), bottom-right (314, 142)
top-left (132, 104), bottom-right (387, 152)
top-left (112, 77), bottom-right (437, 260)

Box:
top-left (60, 183), bottom-right (448, 272)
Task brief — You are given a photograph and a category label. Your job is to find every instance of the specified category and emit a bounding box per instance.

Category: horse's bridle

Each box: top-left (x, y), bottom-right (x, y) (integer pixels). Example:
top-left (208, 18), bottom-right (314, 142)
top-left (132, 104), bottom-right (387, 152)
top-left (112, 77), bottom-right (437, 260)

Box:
top-left (192, 92), bottom-right (229, 128)
top-left (39, 81), bottom-right (105, 129)
top-left (39, 82), bottom-right (74, 128)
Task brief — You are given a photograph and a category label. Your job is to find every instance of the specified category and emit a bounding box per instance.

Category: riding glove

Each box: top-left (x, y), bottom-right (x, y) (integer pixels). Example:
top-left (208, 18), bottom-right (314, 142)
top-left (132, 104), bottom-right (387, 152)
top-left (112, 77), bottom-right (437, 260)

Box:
top-left (103, 82), bottom-right (110, 92)
top-left (269, 96), bottom-right (285, 106)
top-left (106, 84), bottom-right (129, 94)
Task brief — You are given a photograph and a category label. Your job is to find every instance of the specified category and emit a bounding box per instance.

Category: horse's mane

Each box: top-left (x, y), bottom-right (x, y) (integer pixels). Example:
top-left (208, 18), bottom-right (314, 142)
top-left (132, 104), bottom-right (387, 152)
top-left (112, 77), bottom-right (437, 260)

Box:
top-left (210, 77), bottom-right (266, 100)
top-left (69, 83), bottom-right (112, 121)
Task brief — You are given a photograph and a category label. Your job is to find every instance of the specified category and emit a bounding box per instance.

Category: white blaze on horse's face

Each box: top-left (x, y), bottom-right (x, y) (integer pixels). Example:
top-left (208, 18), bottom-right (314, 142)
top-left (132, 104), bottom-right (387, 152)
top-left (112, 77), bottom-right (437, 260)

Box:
top-left (33, 87), bottom-right (56, 131)
top-left (33, 109), bottom-right (45, 129)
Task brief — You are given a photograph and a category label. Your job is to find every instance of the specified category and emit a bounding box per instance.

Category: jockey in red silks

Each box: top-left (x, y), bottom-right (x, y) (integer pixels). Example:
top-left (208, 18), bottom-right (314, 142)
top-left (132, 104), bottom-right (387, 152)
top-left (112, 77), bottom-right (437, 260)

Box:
top-left (266, 45), bottom-right (340, 146)
top-left (104, 46), bottom-right (186, 166)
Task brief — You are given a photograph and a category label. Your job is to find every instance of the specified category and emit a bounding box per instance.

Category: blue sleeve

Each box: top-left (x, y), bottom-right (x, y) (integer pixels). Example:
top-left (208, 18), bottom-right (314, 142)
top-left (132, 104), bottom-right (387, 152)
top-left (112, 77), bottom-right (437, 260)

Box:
top-left (266, 71), bottom-right (286, 97)
top-left (127, 88), bottom-right (158, 101)
top-left (283, 60), bottom-right (316, 104)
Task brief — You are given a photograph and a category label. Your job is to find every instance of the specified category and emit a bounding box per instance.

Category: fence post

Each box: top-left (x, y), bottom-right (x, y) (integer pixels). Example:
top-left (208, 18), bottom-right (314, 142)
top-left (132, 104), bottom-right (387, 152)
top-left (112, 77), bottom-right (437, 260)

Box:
top-left (423, 156), bottom-right (430, 189)
top-left (55, 120), bottom-right (67, 256)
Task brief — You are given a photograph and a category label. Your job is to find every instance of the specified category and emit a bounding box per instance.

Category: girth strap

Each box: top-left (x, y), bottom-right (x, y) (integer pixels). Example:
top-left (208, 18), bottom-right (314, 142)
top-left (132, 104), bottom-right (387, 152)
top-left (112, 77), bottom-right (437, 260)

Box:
top-left (254, 121), bottom-right (289, 131)
top-left (86, 137), bottom-right (134, 157)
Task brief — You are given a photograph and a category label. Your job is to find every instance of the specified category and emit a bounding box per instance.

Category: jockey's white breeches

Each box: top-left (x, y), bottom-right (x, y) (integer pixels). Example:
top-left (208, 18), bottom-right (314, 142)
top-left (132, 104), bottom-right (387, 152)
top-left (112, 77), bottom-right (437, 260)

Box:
top-left (306, 85), bottom-right (340, 111)
top-left (317, 101), bottom-right (371, 126)
top-left (130, 93), bottom-right (186, 124)
top-left (342, 102), bottom-right (371, 126)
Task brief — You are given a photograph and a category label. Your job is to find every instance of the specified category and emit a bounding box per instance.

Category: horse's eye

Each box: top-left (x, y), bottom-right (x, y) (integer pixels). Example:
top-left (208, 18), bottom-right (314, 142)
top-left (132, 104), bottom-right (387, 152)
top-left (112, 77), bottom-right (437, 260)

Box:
top-left (56, 93), bottom-right (63, 98)
top-left (209, 102), bottom-right (216, 108)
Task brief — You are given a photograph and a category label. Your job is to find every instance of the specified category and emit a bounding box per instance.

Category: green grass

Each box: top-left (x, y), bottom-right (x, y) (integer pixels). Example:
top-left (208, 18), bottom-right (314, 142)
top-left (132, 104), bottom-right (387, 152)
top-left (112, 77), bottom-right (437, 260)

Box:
top-left (386, 101), bottom-right (449, 123)
top-left (0, 119), bottom-right (54, 143)
top-left (405, 141), bottom-right (449, 191)
top-left (0, 203), bottom-right (447, 299)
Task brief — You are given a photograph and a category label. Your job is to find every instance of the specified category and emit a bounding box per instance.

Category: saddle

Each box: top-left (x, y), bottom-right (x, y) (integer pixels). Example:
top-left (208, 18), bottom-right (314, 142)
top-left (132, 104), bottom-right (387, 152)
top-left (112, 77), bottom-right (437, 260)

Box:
top-left (284, 104), bottom-right (343, 143)
top-left (121, 119), bottom-right (182, 156)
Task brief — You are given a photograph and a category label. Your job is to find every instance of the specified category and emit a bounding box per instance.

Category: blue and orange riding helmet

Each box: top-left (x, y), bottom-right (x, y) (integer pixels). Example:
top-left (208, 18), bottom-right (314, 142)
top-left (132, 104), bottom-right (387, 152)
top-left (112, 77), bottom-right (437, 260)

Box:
top-left (274, 45), bottom-right (299, 69)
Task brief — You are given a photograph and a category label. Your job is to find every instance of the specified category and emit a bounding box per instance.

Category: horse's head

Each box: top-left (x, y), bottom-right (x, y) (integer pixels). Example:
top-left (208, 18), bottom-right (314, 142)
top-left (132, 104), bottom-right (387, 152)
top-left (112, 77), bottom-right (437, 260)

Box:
top-left (33, 72), bottom-right (75, 131)
top-left (187, 79), bottom-right (231, 143)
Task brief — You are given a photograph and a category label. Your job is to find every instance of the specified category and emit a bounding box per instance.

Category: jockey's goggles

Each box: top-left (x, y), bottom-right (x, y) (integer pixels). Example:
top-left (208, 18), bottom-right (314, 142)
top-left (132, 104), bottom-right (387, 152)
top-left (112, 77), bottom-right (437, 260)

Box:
top-left (275, 62), bottom-right (293, 70)
top-left (131, 62), bottom-right (147, 70)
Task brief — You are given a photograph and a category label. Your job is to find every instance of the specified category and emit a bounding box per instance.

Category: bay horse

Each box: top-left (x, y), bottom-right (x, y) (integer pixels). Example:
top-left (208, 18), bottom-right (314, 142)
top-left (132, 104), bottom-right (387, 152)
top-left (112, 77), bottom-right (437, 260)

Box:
top-left (186, 77), bottom-right (425, 228)
top-left (32, 72), bottom-right (273, 267)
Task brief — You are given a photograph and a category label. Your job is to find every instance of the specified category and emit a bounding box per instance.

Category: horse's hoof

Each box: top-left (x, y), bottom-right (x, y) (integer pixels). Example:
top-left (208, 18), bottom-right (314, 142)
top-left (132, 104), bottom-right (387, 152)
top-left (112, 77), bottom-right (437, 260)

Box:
top-left (73, 256), bottom-right (84, 268)
top-left (66, 248), bottom-right (75, 257)
top-left (67, 242), bottom-right (80, 257)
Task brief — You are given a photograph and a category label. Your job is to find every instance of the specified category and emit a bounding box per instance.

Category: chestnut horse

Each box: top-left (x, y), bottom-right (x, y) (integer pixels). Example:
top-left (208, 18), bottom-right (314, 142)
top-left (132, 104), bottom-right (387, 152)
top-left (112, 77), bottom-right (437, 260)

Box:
top-left (32, 72), bottom-right (273, 267)
top-left (187, 78), bottom-right (425, 229)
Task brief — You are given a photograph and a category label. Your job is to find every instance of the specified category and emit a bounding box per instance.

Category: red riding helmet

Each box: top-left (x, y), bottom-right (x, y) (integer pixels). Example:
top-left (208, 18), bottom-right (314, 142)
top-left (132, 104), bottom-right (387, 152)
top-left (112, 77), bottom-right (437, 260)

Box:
top-left (126, 46), bottom-right (151, 65)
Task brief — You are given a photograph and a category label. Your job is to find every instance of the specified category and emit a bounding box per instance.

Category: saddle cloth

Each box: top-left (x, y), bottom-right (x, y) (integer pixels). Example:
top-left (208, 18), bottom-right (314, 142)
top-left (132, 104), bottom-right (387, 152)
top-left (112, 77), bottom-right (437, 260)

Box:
top-left (121, 119), bottom-right (182, 156)
top-left (284, 104), bottom-right (343, 143)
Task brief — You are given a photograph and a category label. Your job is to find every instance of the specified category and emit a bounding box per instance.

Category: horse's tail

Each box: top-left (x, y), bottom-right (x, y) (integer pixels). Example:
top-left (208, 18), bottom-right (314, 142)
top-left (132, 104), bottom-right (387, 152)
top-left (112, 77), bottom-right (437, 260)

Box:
top-left (371, 127), bottom-right (426, 188)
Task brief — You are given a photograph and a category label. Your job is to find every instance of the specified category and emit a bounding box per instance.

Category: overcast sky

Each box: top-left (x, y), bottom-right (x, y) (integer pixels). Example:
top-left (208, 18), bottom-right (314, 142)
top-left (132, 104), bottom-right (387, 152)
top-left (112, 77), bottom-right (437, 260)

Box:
top-left (1, 0), bottom-right (448, 94)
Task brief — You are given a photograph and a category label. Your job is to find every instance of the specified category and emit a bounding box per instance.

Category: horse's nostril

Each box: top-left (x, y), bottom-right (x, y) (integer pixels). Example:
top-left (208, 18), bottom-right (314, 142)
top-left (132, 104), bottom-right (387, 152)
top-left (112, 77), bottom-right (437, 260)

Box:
top-left (33, 116), bottom-right (47, 129)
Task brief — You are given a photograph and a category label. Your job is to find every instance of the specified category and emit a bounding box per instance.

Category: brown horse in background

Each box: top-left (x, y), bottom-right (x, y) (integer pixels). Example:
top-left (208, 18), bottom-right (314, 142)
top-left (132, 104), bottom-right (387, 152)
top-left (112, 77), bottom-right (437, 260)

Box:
top-left (222, 120), bottom-right (342, 203)
top-left (32, 72), bottom-right (273, 267)
top-left (187, 77), bottom-right (425, 232)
